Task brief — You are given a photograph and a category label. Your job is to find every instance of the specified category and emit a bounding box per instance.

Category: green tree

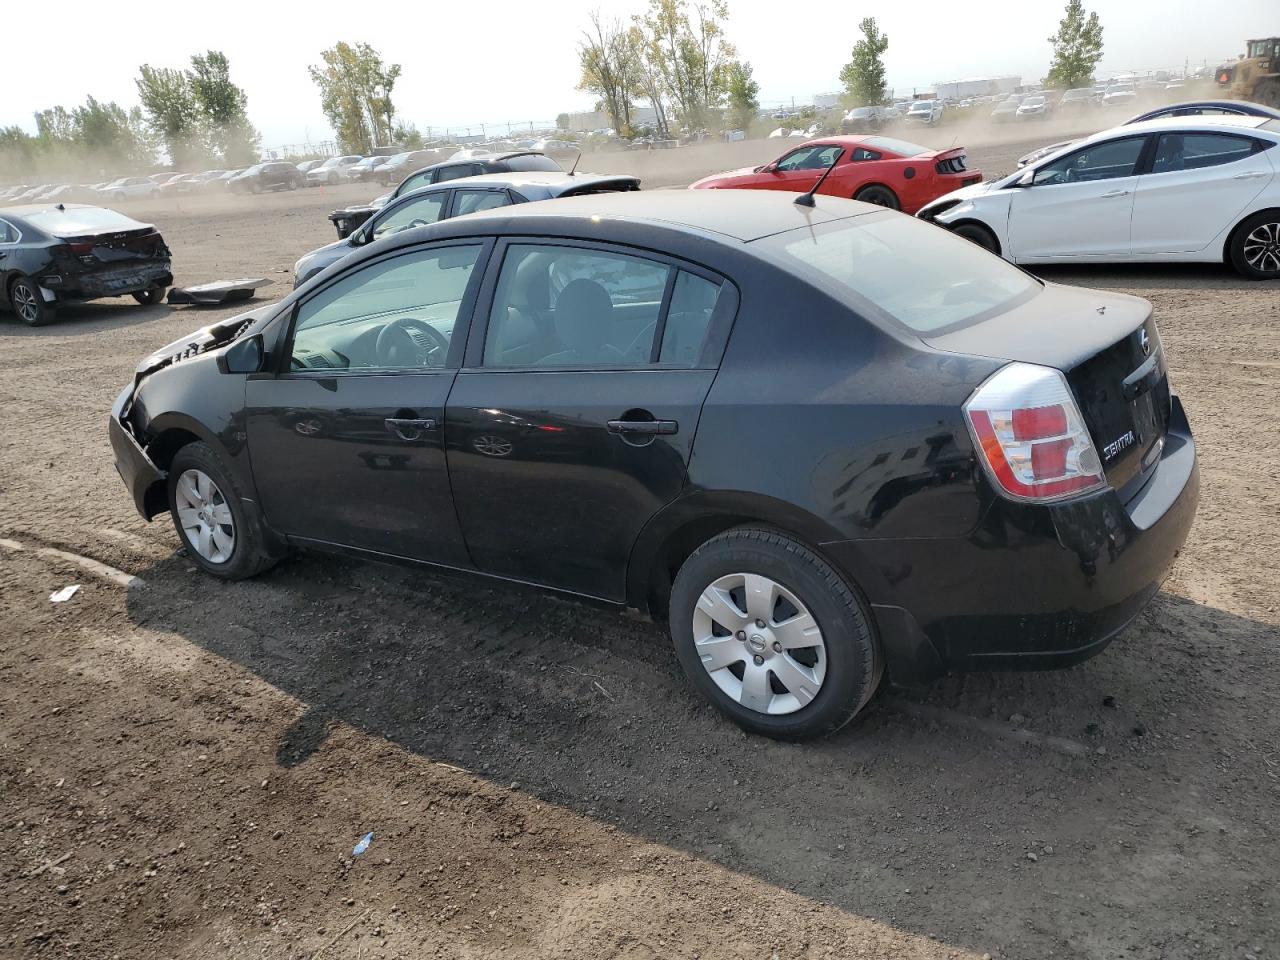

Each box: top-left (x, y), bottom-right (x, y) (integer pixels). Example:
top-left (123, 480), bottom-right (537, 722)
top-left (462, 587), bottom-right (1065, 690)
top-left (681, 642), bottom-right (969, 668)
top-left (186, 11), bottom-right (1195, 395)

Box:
top-left (635, 0), bottom-right (735, 131)
top-left (1045, 0), bottom-right (1104, 89)
top-left (578, 11), bottom-right (638, 137)
top-left (308, 42), bottom-right (402, 154)
top-left (393, 121), bottom-right (424, 149)
top-left (556, 112), bottom-right (571, 131)
top-left (188, 51), bottom-right (260, 165)
top-left (724, 60), bottom-right (759, 131)
top-left (136, 64), bottom-right (203, 166)
top-left (839, 17), bottom-right (889, 107)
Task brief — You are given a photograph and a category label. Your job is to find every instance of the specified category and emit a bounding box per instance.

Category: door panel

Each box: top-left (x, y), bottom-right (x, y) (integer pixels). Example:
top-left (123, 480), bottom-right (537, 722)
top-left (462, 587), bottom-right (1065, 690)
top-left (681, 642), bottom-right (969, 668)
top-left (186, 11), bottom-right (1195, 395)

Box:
top-left (445, 369), bottom-right (715, 599)
top-left (246, 373), bottom-right (467, 564)
top-left (1009, 177), bottom-right (1138, 259)
top-left (1132, 136), bottom-right (1274, 254)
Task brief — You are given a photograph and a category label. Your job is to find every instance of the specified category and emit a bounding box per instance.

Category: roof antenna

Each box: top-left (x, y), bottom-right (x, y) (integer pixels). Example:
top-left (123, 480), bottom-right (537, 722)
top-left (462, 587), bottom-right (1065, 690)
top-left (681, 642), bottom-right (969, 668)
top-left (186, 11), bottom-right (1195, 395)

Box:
top-left (794, 152), bottom-right (841, 207)
top-left (568, 150), bottom-right (582, 176)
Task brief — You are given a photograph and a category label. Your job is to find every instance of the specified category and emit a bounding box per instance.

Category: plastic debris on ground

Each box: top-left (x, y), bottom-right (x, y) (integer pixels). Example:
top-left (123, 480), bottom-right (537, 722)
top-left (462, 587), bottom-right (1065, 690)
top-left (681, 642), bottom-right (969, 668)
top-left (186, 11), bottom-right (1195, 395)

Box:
top-left (352, 832), bottom-right (373, 856)
top-left (49, 585), bottom-right (80, 603)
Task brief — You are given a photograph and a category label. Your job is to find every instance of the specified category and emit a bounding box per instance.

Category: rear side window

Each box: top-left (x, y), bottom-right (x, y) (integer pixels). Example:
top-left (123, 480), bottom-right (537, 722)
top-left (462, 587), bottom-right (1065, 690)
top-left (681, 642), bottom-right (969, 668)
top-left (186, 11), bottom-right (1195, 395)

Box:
top-left (436, 164), bottom-right (478, 183)
top-left (660, 272), bottom-right (722, 364)
top-left (484, 244), bottom-right (672, 368)
top-left (1151, 133), bottom-right (1255, 173)
top-left (454, 190), bottom-right (511, 216)
top-left (758, 213), bottom-right (1038, 335)
top-left (0, 219), bottom-right (18, 243)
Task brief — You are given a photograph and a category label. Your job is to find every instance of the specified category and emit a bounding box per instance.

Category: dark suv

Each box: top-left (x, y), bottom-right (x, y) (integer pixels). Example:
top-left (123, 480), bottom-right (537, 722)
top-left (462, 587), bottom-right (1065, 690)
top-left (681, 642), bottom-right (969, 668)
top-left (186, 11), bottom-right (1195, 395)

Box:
top-left (109, 190), bottom-right (1197, 740)
top-left (227, 162), bottom-right (303, 194)
top-left (328, 151), bottom-right (565, 238)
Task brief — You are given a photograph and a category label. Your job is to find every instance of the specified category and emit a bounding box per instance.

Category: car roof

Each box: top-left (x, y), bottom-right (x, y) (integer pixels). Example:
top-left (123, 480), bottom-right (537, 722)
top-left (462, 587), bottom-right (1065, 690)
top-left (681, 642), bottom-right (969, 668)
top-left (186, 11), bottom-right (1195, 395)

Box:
top-left (1098, 114), bottom-right (1272, 136)
top-left (426, 188), bottom-right (873, 243)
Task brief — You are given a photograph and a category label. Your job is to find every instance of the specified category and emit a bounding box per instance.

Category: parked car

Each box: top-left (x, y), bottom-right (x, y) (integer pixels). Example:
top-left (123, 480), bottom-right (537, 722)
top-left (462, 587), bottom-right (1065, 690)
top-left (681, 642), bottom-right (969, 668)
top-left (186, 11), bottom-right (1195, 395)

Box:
top-left (918, 115), bottom-right (1280, 279)
top-left (1057, 88), bottom-right (1096, 113)
top-left (376, 150), bottom-right (444, 186)
top-left (0, 203), bottom-right (172, 326)
top-left (228, 161), bottom-right (304, 194)
top-left (107, 189), bottom-right (1199, 739)
top-left (904, 99), bottom-right (944, 126)
top-left (345, 156), bottom-right (391, 182)
top-left (530, 138), bottom-right (581, 162)
top-left (295, 171), bottom-right (642, 286)
top-left (840, 106), bottom-right (889, 133)
top-left (1015, 99), bottom-right (1280, 166)
top-left (1103, 82), bottom-right (1138, 108)
top-left (327, 151), bottom-right (567, 238)
top-left (689, 135), bottom-right (982, 214)
top-left (296, 159), bottom-right (325, 175)
top-left (990, 96), bottom-right (1022, 123)
top-left (306, 155), bottom-right (364, 186)
top-left (159, 173), bottom-right (204, 196)
top-left (1016, 94), bottom-right (1050, 120)
top-left (100, 177), bottom-right (160, 200)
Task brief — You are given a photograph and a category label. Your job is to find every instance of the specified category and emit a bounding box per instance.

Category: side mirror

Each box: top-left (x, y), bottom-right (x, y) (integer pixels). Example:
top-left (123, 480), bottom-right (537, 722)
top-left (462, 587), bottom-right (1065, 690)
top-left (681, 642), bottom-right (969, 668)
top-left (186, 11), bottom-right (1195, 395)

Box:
top-left (218, 334), bottom-right (264, 375)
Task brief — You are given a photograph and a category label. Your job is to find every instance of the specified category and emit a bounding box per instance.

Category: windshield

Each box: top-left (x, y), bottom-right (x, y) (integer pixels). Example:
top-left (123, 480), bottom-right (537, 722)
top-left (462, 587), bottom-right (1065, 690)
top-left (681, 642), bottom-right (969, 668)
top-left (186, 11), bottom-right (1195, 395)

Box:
top-left (861, 136), bottom-right (930, 157)
top-left (909, 101), bottom-right (933, 110)
top-left (1025, 96), bottom-right (1046, 106)
top-left (755, 212), bottom-right (1039, 335)
top-left (1064, 89), bottom-right (1090, 99)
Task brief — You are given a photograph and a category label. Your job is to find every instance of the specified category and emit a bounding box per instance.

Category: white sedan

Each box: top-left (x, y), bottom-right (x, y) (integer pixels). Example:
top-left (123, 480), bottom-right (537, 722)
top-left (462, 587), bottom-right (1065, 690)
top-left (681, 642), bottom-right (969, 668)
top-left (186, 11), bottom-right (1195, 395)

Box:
top-left (918, 115), bottom-right (1280, 279)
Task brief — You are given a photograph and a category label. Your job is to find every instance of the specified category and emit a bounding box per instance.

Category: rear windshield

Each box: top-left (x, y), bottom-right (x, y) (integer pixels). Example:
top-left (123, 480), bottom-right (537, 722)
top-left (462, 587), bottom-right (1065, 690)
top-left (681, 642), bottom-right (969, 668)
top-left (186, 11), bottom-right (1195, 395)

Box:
top-left (756, 213), bottom-right (1039, 334)
top-left (504, 154), bottom-right (562, 172)
top-left (1263, 120), bottom-right (1280, 134)
top-left (860, 136), bottom-right (930, 157)
top-left (25, 208), bottom-right (145, 235)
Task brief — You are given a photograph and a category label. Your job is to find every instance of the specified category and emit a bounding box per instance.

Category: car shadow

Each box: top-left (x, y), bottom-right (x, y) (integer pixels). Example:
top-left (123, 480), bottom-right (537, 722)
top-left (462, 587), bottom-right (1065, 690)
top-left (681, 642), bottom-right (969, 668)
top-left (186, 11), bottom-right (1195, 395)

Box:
top-left (124, 549), bottom-right (1280, 956)
top-left (1030, 261), bottom-right (1253, 292)
top-left (0, 299), bottom-right (175, 336)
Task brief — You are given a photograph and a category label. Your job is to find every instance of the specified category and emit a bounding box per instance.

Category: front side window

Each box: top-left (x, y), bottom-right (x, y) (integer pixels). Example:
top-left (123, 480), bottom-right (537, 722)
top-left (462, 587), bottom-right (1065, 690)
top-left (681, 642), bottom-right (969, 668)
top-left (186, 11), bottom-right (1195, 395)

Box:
top-left (777, 145), bottom-right (842, 171)
top-left (1151, 133), bottom-right (1255, 173)
top-left (371, 193), bottom-right (448, 240)
top-left (484, 244), bottom-right (673, 368)
top-left (1034, 136), bottom-right (1146, 185)
top-left (290, 246), bottom-right (481, 372)
top-left (454, 190), bottom-right (511, 216)
top-left (397, 170), bottom-right (434, 196)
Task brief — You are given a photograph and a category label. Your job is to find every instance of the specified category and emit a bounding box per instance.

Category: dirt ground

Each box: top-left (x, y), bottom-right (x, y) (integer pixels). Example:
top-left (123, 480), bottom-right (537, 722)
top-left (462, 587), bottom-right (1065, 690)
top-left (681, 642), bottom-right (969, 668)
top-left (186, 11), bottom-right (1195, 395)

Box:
top-left (1, 128), bottom-right (1278, 960)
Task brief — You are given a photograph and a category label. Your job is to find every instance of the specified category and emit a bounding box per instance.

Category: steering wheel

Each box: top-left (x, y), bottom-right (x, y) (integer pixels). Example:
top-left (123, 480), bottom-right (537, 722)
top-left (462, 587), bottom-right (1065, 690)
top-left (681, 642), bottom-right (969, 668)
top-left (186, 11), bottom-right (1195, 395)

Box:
top-left (375, 317), bottom-right (449, 368)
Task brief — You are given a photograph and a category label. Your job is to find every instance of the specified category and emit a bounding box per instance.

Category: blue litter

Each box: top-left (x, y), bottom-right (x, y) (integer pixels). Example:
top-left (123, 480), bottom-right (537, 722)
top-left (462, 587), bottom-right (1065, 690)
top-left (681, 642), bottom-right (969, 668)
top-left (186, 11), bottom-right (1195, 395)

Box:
top-left (352, 832), bottom-right (373, 856)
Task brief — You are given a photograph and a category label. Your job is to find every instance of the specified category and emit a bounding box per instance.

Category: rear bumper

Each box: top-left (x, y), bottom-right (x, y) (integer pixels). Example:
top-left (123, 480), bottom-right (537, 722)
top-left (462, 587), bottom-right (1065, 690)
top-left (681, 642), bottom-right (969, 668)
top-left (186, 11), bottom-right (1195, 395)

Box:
top-left (826, 397), bottom-right (1199, 683)
top-left (50, 262), bottom-right (172, 300)
top-left (109, 385), bottom-right (165, 520)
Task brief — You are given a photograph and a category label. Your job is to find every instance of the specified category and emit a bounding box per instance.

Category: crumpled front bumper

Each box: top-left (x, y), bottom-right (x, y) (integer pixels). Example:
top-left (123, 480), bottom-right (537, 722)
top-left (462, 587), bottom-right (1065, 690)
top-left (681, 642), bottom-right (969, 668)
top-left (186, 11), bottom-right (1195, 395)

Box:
top-left (108, 385), bottom-right (165, 520)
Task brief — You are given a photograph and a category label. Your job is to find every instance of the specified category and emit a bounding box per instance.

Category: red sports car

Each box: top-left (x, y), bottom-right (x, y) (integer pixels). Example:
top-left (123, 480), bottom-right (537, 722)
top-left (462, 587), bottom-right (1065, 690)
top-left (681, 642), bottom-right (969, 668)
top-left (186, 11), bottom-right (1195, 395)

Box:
top-left (689, 135), bottom-right (982, 214)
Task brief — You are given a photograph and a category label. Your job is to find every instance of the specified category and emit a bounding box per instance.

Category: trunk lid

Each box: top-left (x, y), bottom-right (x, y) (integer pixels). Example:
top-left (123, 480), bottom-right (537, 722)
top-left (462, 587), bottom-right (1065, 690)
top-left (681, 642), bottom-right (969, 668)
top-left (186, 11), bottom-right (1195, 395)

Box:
top-left (60, 226), bottom-right (168, 266)
top-left (926, 283), bottom-right (1171, 501)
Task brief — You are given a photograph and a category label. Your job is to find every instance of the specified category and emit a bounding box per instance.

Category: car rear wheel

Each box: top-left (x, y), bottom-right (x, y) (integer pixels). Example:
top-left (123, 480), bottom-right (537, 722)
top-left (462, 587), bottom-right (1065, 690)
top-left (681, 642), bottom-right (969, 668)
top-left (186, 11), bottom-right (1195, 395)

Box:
top-left (669, 527), bottom-right (882, 740)
top-left (131, 285), bottom-right (166, 305)
top-left (167, 442), bottom-right (277, 580)
top-left (951, 221), bottom-right (1000, 255)
top-left (854, 185), bottom-right (900, 210)
top-left (1229, 211), bottom-right (1280, 280)
top-left (9, 277), bottom-right (55, 327)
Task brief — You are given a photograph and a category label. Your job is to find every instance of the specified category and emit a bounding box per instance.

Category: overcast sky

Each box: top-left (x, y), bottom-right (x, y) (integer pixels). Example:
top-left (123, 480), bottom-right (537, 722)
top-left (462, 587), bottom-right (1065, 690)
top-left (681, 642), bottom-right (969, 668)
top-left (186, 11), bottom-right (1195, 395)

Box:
top-left (4, 0), bottom-right (1273, 149)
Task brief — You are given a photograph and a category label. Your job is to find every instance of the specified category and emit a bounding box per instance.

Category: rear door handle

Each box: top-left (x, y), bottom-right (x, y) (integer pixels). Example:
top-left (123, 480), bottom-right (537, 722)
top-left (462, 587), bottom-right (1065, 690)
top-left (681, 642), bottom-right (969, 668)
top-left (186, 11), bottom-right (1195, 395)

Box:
top-left (1233, 171), bottom-right (1267, 180)
top-left (1099, 189), bottom-right (1129, 198)
top-left (607, 419), bottom-right (678, 436)
top-left (384, 417), bottom-right (436, 441)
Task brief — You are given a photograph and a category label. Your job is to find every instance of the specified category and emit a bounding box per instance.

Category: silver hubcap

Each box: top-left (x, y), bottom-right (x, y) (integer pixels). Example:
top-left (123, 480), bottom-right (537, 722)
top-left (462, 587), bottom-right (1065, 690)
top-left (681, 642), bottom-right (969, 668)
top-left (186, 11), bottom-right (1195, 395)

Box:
top-left (692, 573), bottom-right (827, 716)
top-left (13, 283), bottom-right (38, 323)
top-left (1243, 221), bottom-right (1280, 273)
top-left (175, 469), bottom-right (235, 564)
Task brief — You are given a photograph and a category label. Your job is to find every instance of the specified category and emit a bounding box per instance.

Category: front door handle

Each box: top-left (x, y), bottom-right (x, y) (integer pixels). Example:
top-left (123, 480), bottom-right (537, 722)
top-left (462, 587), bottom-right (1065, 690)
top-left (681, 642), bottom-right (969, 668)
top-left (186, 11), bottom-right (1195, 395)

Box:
top-left (1233, 171), bottom-right (1267, 180)
top-left (1099, 189), bottom-right (1129, 198)
top-left (384, 417), bottom-right (436, 441)
top-left (607, 419), bottom-right (678, 436)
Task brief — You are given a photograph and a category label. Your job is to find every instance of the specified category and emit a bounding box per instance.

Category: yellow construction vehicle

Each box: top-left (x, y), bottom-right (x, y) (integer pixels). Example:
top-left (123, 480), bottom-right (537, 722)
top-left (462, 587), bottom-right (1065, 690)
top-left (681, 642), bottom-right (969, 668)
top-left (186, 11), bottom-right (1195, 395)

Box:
top-left (1216, 38), bottom-right (1280, 108)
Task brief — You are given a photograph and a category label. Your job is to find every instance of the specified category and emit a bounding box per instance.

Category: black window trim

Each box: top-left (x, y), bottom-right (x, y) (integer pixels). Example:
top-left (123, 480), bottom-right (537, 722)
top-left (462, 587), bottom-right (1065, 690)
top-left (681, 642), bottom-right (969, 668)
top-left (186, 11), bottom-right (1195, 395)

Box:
top-left (266, 237), bottom-right (494, 381)
top-left (461, 235), bottom-right (738, 374)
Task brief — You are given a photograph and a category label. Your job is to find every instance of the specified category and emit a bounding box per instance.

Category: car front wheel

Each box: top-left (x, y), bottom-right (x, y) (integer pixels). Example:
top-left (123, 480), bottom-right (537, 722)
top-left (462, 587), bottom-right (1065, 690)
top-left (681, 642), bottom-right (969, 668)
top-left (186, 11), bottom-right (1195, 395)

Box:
top-left (669, 527), bottom-right (882, 739)
top-left (1230, 211), bottom-right (1280, 280)
top-left (167, 442), bottom-right (277, 580)
top-left (951, 221), bottom-right (1000, 255)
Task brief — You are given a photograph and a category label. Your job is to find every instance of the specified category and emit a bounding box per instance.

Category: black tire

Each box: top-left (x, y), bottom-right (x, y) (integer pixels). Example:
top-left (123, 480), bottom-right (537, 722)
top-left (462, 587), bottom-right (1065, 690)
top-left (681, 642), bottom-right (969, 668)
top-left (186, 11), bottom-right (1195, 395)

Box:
top-left (1228, 210), bottom-right (1280, 280)
top-left (669, 526), bottom-right (883, 740)
top-left (131, 285), bottom-right (166, 305)
top-left (854, 184), bottom-right (900, 210)
top-left (1255, 78), bottom-right (1280, 111)
top-left (166, 441), bottom-right (277, 580)
top-left (9, 276), bottom-right (56, 327)
top-left (951, 221), bottom-right (1001, 255)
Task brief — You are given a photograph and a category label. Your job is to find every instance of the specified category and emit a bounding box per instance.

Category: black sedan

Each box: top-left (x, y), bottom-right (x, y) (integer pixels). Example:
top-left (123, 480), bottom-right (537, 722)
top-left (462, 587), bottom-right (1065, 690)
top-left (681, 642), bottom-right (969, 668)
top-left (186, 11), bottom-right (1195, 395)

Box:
top-left (107, 191), bottom-right (1198, 739)
top-left (329, 151), bottom-right (565, 239)
top-left (296, 171), bottom-right (641, 287)
top-left (1, 204), bottom-right (172, 326)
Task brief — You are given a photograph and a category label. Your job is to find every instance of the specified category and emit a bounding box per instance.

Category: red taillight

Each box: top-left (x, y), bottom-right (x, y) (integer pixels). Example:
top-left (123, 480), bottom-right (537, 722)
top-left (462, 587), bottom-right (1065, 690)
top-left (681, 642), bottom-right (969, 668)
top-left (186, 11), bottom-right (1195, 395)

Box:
top-left (964, 363), bottom-right (1105, 502)
top-left (65, 240), bottom-right (95, 256)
